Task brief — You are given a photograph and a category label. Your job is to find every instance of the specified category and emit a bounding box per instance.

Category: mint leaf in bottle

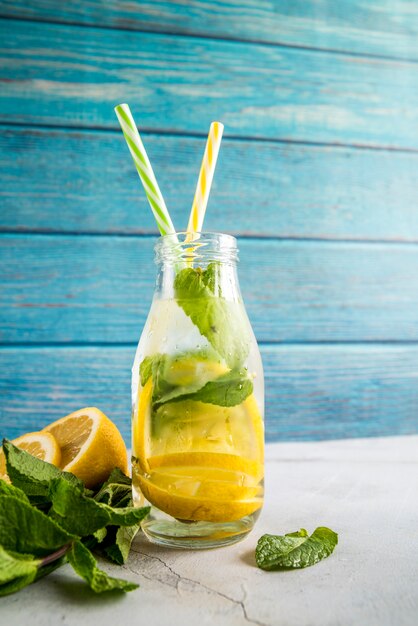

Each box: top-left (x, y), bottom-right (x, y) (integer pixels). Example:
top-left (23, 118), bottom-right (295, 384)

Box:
top-left (174, 265), bottom-right (250, 368)
top-left (256, 527), bottom-right (338, 570)
top-left (50, 475), bottom-right (149, 535)
top-left (158, 368), bottom-right (253, 408)
top-left (139, 355), bottom-right (159, 387)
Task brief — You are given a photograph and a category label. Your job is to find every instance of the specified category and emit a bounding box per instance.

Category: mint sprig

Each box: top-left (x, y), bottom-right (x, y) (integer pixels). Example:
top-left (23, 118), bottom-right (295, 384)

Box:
top-left (3, 439), bottom-right (83, 500)
top-left (154, 364), bottom-right (252, 408)
top-left (0, 441), bottom-right (149, 596)
top-left (256, 527), bottom-right (338, 570)
top-left (140, 353), bottom-right (253, 411)
top-left (171, 368), bottom-right (253, 407)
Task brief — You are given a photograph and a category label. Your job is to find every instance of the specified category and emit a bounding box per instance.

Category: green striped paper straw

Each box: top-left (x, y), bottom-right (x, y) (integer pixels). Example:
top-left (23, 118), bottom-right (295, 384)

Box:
top-left (114, 103), bottom-right (176, 236)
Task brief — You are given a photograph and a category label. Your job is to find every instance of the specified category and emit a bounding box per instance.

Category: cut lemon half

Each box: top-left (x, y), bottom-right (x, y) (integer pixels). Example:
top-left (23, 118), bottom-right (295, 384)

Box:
top-left (137, 473), bottom-right (262, 522)
top-left (43, 407), bottom-right (128, 488)
top-left (0, 431), bottom-right (61, 481)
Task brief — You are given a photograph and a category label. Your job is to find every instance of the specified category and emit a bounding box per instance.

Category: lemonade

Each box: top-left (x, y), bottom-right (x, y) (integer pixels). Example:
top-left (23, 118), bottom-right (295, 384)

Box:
top-left (131, 234), bottom-right (264, 547)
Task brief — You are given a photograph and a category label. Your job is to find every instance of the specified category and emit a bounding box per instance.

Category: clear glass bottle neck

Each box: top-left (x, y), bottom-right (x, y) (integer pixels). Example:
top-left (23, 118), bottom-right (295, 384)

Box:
top-left (154, 233), bottom-right (241, 301)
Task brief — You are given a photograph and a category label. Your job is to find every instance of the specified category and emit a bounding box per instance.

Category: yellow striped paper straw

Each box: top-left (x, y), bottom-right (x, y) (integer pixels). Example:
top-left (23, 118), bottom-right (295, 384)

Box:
top-left (186, 122), bottom-right (224, 240)
top-left (115, 103), bottom-right (176, 236)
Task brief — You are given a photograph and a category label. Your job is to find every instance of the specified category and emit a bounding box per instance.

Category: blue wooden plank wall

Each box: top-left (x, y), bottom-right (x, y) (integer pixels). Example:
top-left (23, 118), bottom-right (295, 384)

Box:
top-left (0, 1), bottom-right (417, 443)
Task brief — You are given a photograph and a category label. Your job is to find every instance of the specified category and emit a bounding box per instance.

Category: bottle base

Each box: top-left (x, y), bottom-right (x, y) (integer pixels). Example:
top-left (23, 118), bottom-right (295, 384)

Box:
top-left (141, 508), bottom-right (260, 550)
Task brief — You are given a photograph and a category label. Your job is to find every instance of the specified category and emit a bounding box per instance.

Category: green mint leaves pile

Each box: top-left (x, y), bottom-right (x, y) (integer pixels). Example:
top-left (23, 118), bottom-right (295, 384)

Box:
top-left (0, 440), bottom-right (149, 596)
top-left (255, 527), bottom-right (338, 570)
top-left (140, 263), bottom-right (253, 420)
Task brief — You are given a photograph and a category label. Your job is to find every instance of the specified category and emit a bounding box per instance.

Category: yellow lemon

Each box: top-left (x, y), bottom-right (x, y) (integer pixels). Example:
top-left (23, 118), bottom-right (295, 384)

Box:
top-left (132, 378), bottom-right (153, 473)
top-left (131, 366), bottom-right (265, 523)
top-left (164, 356), bottom-right (228, 387)
top-left (148, 465), bottom-right (262, 500)
top-left (147, 394), bottom-right (264, 462)
top-left (0, 431), bottom-right (61, 481)
top-left (148, 451), bottom-right (263, 480)
top-left (43, 407), bottom-right (128, 488)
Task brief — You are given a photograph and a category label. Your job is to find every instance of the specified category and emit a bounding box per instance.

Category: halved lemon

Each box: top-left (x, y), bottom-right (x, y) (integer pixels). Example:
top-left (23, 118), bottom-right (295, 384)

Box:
top-left (136, 473), bottom-right (262, 522)
top-left (43, 407), bottom-right (128, 488)
top-left (0, 431), bottom-right (61, 481)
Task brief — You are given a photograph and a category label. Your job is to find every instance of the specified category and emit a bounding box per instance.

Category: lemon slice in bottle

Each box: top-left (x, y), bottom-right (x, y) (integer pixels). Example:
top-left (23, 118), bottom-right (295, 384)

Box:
top-left (136, 473), bottom-right (263, 522)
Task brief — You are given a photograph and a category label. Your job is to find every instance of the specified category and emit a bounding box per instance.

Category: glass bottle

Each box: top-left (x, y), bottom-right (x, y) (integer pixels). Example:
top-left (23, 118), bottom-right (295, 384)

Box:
top-left (131, 233), bottom-right (264, 548)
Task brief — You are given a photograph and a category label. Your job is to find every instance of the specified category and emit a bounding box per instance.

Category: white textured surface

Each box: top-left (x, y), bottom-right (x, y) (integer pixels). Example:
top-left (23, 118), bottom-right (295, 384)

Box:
top-left (2, 436), bottom-right (418, 626)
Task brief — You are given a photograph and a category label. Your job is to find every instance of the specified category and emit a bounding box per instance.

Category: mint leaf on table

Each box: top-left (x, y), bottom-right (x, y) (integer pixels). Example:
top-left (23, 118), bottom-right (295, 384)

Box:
top-left (256, 527), bottom-right (338, 570)
top-left (0, 546), bottom-right (40, 596)
top-left (0, 478), bottom-right (30, 502)
top-left (105, 504), bottom-right (150, 527)
top-left (103, 525), bottom-right (140, 565)
top-left (93, 528), bottom-right (108, 544)
top-left (49, 477), bottom-right (111, 536)
top-left (0, 440), bottom-right (148, 595)
top-left (67, 541), bottom-right (138, 593)
top-left (0, 545), bottom-right (66, 598)
top-left (3, 440), bottom-right (82, 500)
top-left (94, 467), bottom-right (132, 507)
top-left (0, 495), bottom-right (73, 556)
top-left (174, 265), bottom-right (250, 368)
top-left (93, 469), bottom-right (145, 565)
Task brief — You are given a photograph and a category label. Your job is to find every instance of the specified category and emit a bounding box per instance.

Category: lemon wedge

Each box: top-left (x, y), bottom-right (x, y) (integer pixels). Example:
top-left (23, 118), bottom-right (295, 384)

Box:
top-left (0, 431), bottom-right (61, 481)
top-left (43, 407), bottom-right (128, 488)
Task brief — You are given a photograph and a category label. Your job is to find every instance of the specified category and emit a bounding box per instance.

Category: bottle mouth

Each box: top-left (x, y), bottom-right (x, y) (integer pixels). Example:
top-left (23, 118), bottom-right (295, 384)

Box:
top-left (155, 232), bottom-right (238, 265)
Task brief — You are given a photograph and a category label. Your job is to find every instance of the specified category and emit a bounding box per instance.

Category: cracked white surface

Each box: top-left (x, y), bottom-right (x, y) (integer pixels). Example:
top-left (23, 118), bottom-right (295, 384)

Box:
top-left (2, 436), bottom-right (418, 626)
